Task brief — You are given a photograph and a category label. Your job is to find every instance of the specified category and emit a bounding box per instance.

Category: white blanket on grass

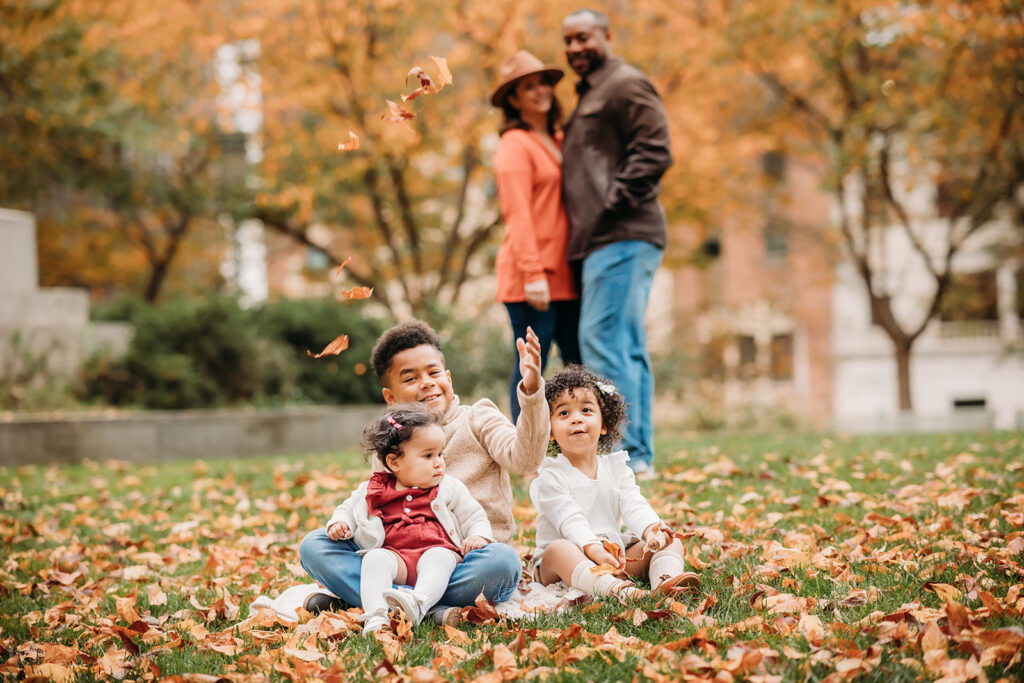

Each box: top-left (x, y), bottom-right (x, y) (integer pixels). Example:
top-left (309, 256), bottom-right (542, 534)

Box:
top-left (248, 581), bottom-right (584, 623)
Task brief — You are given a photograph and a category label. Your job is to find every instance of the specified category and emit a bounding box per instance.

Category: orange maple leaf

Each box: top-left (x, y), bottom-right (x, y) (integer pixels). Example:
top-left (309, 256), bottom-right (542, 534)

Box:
top-left (306, 334), bottom-right (349, 358)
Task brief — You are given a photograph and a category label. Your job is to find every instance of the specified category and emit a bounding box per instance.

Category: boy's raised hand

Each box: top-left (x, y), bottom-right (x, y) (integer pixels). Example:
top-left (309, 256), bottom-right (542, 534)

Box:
top-left (516, 326), bottom-right (543, 396)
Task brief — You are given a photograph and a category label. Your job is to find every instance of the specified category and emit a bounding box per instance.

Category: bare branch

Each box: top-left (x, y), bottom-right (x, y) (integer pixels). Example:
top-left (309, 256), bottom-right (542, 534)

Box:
top-left (877, 138), bottom-right (940, 281)
top-left (385, 156), bottom-right (422, 274)
top-left (435, 143), bottom-right (477, 296)
top-left (754, 70), bottom-right (836, 138)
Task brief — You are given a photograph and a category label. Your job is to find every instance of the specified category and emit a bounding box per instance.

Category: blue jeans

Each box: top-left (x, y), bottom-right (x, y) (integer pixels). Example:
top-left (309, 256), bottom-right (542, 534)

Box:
top-left (579, 241), bottom-right (662, 469)
top-left (298, 529), bottom-right (522, 609)
top-left (505, 299), bottom-right (582, 423)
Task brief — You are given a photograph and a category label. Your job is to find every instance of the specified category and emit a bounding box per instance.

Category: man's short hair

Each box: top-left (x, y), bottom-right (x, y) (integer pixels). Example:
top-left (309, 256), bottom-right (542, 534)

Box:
top-left (370, 320), bottom-right (445, 380)
top-left (565, 8), bottom-right (609, 30)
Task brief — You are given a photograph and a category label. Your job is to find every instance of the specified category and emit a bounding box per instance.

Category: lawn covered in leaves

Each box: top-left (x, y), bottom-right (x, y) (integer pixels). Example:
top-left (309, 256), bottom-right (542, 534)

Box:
top-left (2, 430), bottom-right (1023, 682)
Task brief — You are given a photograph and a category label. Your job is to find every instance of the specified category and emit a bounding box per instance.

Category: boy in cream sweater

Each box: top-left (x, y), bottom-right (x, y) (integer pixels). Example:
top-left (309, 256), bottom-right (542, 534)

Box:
top-left (299, 320), bottom-right (548, 625)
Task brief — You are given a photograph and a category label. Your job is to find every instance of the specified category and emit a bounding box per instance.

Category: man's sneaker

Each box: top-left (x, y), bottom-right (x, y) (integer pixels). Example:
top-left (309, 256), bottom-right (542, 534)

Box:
top-left (383, 587), bottom-right (424, 625)
top-left (630, 461), bottom-right (657, 481)
top-left (303, 592), bottom-right (351, 615)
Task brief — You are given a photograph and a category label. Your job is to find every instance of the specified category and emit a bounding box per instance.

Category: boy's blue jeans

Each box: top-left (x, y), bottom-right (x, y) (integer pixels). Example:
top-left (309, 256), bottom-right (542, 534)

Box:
top-left (579, 240), bottom-right (662, 470)
top-left (298, 529), bottom-right (521, 609)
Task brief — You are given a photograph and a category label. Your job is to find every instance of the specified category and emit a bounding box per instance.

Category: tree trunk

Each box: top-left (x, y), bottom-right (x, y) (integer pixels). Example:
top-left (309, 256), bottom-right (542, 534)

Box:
top-left (893, 337), bottom-right (914, 412)
top-left (143, 258), bottom-right (169, 303)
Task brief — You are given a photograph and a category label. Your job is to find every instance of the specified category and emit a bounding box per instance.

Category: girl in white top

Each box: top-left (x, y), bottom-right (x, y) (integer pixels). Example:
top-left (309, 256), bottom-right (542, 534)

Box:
top-left (529, 365), bottom-right (699, 597)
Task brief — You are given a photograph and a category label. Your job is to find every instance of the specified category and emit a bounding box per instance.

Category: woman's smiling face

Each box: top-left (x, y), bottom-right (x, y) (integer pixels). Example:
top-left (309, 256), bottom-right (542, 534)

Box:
top-left (508, 73), bottom-right (553, 119)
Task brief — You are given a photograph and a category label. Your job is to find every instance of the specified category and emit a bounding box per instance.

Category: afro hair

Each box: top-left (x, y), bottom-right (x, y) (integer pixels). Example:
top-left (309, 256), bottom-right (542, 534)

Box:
top-left (370, 320), bottom-right (445, 381)
top-left (544, 364), bottom-right (628, 453)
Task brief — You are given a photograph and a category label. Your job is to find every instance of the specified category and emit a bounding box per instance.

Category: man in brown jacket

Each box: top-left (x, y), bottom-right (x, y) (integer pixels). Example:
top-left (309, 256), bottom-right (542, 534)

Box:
top-left (561, 8), bottom-right (672, 477)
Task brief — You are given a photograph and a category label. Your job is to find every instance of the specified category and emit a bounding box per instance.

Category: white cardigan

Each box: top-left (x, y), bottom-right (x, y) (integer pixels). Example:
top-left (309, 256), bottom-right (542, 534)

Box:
top-left (529, 451), bottom-right (661, 555)
top-left (327, 475), bottom-right (494, 553)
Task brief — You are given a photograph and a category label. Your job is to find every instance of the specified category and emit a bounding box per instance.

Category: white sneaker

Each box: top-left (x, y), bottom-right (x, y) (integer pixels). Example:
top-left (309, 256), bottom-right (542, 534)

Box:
top-left (361, 607), bottom-right (389, 635)
top-left (383, 587), bottom-right (423, 625)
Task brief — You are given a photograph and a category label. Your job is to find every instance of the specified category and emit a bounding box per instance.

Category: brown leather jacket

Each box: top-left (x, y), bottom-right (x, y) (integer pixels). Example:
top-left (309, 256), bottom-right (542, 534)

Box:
top-left (562, 57), bottom-right (672, 262)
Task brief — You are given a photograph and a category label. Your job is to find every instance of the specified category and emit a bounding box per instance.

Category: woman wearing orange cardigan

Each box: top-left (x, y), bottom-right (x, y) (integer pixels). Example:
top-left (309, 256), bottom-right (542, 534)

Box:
top-left (491, 51), bottom-right (581, 423)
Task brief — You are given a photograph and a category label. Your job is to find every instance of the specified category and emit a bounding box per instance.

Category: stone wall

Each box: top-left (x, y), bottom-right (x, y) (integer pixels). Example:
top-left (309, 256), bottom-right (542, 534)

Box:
top-left (0, 405), bottom-right (383, 466)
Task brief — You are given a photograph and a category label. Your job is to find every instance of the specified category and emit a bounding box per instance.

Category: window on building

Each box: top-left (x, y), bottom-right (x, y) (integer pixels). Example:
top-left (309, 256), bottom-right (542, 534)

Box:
top-left (736, 335), bottom-right (756, 380)
top-left (770, 333), bottom-right (794, 381)
top-left (306, 246), bottom-right (330, 271)
top-left (1017, 267), bottom-right (1024, 320)
top-left (761, 151), bottom-right (786, 182)
top-left (938, 270), bottom-right (998, 322)
top-left (701, 335), bottom-right (727, 382)
top-left (763, 219), bottom-right (788, 260)
top-left (953, 397), bottom-right (986, 410)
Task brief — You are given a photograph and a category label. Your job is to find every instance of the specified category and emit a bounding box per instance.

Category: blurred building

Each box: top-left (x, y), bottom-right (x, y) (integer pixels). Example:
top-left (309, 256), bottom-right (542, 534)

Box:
top-left (666, 149), bottom-right (1023, 431)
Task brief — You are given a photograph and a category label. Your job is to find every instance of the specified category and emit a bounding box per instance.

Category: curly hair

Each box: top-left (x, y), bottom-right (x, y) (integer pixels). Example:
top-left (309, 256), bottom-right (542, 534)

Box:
top-left (370, 320), bottom-right (445, 381)
top-left (544, 364), bottom-right (628, 452)
top-left (361, 403), bottom-right (441, 470)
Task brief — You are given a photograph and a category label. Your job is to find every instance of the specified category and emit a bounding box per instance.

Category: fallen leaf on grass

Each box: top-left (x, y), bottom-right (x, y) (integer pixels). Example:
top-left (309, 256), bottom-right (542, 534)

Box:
top-left (460, 591), bottom-right (500, 625)
top-left (306, 334), bottom-right (349, 358)
top-left (923, 582), bottom-right (962, 602)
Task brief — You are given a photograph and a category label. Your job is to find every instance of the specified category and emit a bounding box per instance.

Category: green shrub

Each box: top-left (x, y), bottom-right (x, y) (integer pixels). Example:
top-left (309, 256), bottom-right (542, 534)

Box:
top-left (78, 295), bottom-right (520, 411)
top-left (253, 297), bottom-right (388, 404)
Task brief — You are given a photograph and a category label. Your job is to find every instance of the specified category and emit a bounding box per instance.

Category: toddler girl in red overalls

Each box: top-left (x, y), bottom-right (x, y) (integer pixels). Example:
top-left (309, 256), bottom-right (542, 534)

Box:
top-left (325, 404), bottom-right (493, 634)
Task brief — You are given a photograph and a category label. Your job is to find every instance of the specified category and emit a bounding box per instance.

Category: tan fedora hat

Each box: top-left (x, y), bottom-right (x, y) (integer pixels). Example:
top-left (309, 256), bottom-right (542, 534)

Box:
top-left (490, 50), bottom-right (563, 107)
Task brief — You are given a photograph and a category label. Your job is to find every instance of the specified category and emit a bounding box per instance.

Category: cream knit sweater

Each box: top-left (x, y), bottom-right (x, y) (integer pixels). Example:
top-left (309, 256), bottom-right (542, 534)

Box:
top-left (375, 381), bottom-right (549, 543)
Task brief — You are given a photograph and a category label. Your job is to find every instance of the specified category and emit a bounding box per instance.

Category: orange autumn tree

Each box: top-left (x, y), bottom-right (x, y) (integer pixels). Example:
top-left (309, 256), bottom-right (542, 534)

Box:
top-left (244, 0), bottom-right (737, 319)
top-left (722, 0), bottom-right (1024, 411)
top-left (3, 0), bottom-right (236, 302)
top-left (245, 0), bottom-right (531, 318)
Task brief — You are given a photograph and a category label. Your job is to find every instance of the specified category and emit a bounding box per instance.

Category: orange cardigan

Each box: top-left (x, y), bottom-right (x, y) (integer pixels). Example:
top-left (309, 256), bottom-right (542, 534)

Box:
top-left (493, 129), bottom-right (577, 303)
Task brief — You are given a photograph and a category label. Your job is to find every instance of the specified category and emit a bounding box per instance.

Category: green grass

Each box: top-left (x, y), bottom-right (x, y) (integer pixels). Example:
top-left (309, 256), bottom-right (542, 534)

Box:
top-left (1, 430), bottom-right (1022, 681)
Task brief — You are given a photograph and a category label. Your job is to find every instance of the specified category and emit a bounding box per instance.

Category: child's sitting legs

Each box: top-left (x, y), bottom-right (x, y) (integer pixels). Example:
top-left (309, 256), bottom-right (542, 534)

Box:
top-left (537, 539), bottom-right (644, 597)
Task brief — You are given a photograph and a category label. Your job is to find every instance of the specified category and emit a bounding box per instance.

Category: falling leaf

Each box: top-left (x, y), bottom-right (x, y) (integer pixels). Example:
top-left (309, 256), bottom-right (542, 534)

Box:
top-left (338, 131), bottom-right (360, 151)
top-left (306, 334), bottom-right (349, 358)
top-left (430, 55), bottom-right (453, 88)
top-left (334, 255), bottom-right (352, 276)
top-left (381, 99), bottom-right (415, 131)
top-left (341, 286), bottom-right (373, 300)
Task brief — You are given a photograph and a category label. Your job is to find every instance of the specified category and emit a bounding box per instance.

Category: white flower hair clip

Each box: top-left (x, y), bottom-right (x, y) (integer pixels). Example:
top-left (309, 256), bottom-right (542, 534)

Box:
top-left (596, 382), bottom-right (617, 396)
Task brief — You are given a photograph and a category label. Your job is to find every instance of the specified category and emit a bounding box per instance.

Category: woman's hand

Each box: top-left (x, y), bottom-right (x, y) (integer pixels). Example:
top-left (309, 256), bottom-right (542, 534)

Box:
top-left (461, 535), bottom-right (490, 554)
top-left (524, 279), bottom-right (550, 311)
top-left (326, 521), bottom-right (352, 540)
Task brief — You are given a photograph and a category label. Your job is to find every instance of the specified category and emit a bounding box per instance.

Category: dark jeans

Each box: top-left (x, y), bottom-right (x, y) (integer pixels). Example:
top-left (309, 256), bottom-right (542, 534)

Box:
top-left (505, 299), bottom-right (582, 423)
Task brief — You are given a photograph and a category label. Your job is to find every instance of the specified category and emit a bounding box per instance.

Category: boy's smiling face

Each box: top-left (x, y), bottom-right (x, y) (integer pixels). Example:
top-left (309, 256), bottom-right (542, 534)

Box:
top-left (381, 344), bottom-right (454, 415)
